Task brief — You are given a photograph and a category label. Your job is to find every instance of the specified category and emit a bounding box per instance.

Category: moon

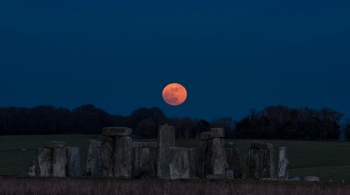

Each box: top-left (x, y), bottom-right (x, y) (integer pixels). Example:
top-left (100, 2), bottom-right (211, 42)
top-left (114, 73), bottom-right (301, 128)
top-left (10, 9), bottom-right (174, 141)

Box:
top-left (162, 83), bottom-right (187, 106)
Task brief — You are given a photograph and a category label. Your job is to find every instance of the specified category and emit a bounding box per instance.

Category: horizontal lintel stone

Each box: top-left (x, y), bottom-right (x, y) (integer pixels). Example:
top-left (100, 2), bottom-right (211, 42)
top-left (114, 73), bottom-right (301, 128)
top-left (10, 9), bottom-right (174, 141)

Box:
top-left (251, 142), bottom-right (262, 148)
top-left (102, 127), bottom-right (133, 136)
top-left (45, 141), bottom-right (67, 148)
top-left (210, 128), bottom-right (225, 138)
top-left (133, 142), bottom-right (157, 148)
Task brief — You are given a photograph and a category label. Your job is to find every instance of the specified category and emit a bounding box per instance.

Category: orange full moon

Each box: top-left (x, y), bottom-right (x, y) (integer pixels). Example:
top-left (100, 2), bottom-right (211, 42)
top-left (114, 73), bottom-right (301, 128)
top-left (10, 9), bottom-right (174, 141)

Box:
top-left (162, 83), bottom-right (187, 106)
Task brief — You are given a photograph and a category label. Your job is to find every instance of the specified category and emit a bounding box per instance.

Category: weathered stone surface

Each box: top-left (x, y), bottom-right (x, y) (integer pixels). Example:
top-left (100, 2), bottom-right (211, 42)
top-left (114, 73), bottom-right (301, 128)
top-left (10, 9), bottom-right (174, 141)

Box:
top-left (226, 146), bottom-right (242, 179)
top-left (169, 147), bottom-right (190, 179)
top-left (251, 142), bottom-right (262, 148)
top-left (66, 147), bottom-right (81, 177)
top-left (133, 142), bottom-right (143, 148)
top-left (262, 143), bottom-right (273, 149)
top-left (35, 148), bottom-right (53, 177)
top-left (133, 142), bottom-right (157, 148)
top-left (142, 142), bottom-right (157, 148)
top-left (86, 140), bottom-right (103, 177)
top-left (224, 142), bottom-right (234, 148)
top-left (52, 147), bottom-right (67, 177)
top-left (226, 170), bottom-right (234, 179)
top-left (278, 147), bottom-right (289, 179)
top-left (247, 147), bottom-right (261, 179)
top-left (114, 136), bottom-right (133, 178)
top-left (262, 143), bottom-right (275, 179)
top-left (303, 176), bottom-right (320, 181)
top-left (210, 128), bottom-right (225, 138)
top-left (206, 139), bottom-right (213, 175)
top-left (157, 123), bottom-right (175, 179)
top-left (197, 140), bottom-right (208, 178)
top-left (45, 141), bottom-right (67, 148)
top-left (101, 136), bottom-right (115, 177)
top-left (102, 127), bottom-right (133, 136)
top-left (212, 138), bottom-right (228, 175)
top-left (200, 132), bottom-right (211, 140)
top-left (187, 148), bottom-right (198, 178)
top-left (134, 148), bottom-right (152, 178)
top-left (152, 161), bottom-right (157, 178)
top-left (288, 176), bottom-right (302, 181)
top-left (26, 156), bottom-right (36, 176)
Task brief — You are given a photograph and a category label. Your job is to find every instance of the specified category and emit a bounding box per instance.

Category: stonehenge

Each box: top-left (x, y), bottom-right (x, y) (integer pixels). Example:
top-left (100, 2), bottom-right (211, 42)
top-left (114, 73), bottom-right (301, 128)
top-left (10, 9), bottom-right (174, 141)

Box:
top-left (25, 124), bottom-right (318, 182)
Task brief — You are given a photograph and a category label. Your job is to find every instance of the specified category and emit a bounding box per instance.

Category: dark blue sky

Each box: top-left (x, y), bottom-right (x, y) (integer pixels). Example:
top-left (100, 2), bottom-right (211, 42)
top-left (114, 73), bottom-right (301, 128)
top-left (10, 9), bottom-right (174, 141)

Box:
top-left (1, 0), bottom-right (349, 124)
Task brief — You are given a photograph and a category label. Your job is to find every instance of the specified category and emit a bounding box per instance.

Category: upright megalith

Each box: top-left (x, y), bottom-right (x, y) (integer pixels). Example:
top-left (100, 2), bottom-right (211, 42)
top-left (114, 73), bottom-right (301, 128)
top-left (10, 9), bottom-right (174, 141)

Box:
top-left (226, 144), bottom-right (243, 179)
top-left (197, 132), bottom-right (210, 178)
top-left (27, 156), bottom-right (36, 177)
top-left (114, 136), bottom-right (133, 178)
top-left (86, 140), bottom-right (103, 177)
top-left (212, 137), bottom-right (228, 175)
top-left (247, 142), bottom-right (262, 179)
top-left (133, 145), bottom-right (152, 178)
top-left (35, 148), bottom-right (53, 177)
top-left (278, 147), bottom-right (289, 179)
top-left (52, 147), bottom-right (67, 177)
top-left (187, 148), bottom-right (199, 178)
top-left (132, 141), bottom-right (157, 178)
top-left (101, 136), bottom-right (115, 177)
top-left (262, 143), bottom-right (275, 179)
top-left (66, 147), bottom-right (81, 177)
top-left (169, 147), bottom-right (190, 179)
top-left (157, 123), bottom-right (175, 179)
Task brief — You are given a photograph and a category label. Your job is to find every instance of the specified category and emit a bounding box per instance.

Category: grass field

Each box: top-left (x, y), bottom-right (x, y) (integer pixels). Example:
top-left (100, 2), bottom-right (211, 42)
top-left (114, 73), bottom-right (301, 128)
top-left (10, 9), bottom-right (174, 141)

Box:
top-left (0, 135), bottom-right (349, 184)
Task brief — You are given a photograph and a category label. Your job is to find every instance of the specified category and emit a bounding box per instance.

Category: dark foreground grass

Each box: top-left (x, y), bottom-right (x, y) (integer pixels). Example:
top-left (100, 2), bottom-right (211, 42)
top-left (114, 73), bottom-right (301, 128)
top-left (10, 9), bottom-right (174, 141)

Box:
top-left (1, 135), bottom-right (350, 183)
top-left (0, 177), bottom-right (350, 195)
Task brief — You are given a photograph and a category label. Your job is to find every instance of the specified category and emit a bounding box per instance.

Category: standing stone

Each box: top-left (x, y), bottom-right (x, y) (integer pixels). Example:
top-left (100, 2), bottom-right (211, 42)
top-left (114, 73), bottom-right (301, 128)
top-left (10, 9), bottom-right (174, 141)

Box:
top-left (45, 141), bottom-right (67, 148)
top-left (86, 140), bottom-right (103, 177)
top-left (206, 139), bottom-right (213, 175)
top-left (102, 127), bottom-right (133, 136)
top-left (169, 147), bottom-right (190, 179)
top-left (197, 132), bottom-right (209, 178)
top-left (262, 143), bottom-right (275, 178)
top-left (157, 123), bottom-right (175, 179)
top-left (114, 136), bottom-right (133, 179)
top-left (134, 148), bottom-right (152, 177)
top-left (187, 148), bottom-right (198, 178)
top-left (26, 156), bottom-right (36, 176)
top-left (278, 147), bottom-right (289, 179)
top-left (52, 147), bottom-right (67, 177)
top-left (247, 147), bottom-right (261, 179)
top-left (212, 138), bottom-right (228, 175)
top-left (66, 147), bottom-right (81, 177)
top-left (101, 136), bottom-right (115, 177)
top-left (226, 147), bottom-right (242, 179)
top-left (35, 148), bottom-right (53, 177)
top-left (138, 148), bottom-right (152, 175)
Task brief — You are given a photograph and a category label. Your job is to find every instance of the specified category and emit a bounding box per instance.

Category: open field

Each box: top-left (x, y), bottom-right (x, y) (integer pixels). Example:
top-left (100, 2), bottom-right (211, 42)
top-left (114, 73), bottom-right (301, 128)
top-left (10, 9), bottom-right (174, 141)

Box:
top-left (0, 135), bottom-right (350, 183)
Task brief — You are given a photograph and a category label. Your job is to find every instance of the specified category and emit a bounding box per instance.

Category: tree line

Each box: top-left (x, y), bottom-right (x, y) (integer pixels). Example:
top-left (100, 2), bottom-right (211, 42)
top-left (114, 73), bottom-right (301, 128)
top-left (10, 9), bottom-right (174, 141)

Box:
top-left (0, 104), bottom-right (349, 141)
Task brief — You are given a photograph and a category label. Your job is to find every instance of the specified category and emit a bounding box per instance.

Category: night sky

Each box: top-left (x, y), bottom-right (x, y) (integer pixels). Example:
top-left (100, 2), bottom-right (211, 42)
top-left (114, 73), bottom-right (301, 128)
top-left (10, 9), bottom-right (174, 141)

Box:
top-left (1, 0), bottom-right (349, 124)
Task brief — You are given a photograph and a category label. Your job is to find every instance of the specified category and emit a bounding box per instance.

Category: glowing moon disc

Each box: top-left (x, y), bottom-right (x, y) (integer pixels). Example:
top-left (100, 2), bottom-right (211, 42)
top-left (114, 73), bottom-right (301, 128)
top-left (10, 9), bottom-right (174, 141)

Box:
top-left (162, 83), bottom-right (187, 106)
